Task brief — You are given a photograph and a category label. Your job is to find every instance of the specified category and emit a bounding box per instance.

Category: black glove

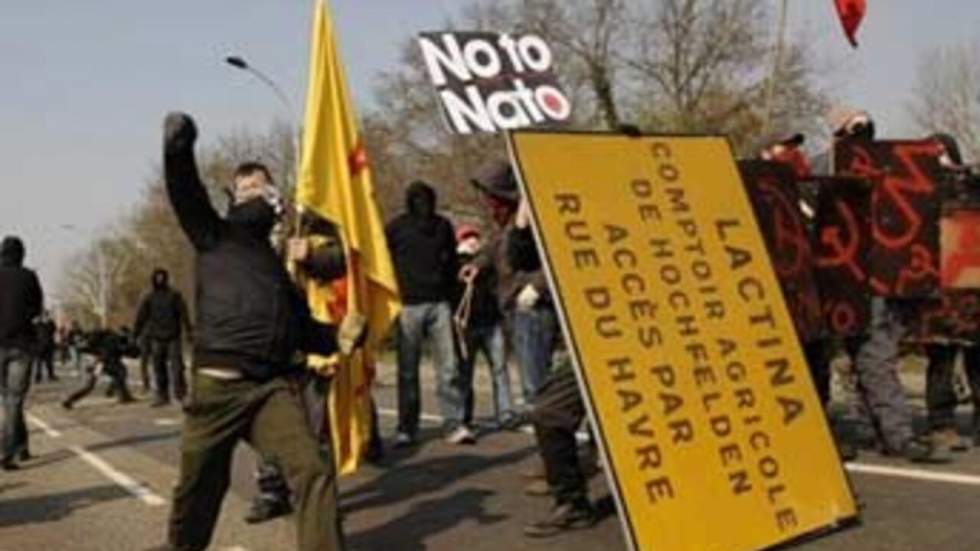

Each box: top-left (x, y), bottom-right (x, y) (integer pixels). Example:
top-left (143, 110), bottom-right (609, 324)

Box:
top-left (164, 112), bottom-right (198, 154)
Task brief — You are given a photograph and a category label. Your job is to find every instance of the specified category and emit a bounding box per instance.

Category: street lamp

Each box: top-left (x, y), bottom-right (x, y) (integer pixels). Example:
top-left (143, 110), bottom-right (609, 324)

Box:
top-left (224, 54), bottom-right (303, 180)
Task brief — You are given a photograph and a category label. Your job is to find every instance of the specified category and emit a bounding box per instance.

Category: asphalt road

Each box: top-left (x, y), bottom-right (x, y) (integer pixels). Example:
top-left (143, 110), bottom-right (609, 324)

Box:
top-left (2, 359), bottom-right (980, 551)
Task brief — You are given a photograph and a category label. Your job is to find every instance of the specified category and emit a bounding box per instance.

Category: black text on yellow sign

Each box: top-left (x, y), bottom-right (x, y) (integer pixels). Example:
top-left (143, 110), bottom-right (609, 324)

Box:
top-left (507, 131), bottom-right (857, 551)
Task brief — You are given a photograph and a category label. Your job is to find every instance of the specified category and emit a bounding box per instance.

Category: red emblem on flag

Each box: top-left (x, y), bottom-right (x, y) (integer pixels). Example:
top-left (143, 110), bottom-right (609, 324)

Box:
top-left (348, 142), bottom-right (368, 177)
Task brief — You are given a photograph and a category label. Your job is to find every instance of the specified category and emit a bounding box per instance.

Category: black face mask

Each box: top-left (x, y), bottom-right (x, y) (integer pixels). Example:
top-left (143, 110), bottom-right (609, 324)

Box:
top-left (227, 198), bottom-right (277, 239)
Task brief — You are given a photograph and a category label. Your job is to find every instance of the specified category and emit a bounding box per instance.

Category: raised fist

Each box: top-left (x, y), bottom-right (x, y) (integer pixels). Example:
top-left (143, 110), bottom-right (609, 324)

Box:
top-left (164, 112), bottom-right (198, 153)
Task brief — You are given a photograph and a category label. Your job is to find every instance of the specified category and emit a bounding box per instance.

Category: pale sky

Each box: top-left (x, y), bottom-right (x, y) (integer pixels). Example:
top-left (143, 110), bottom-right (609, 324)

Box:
top-left (2, 0), bottom-right (978, 295)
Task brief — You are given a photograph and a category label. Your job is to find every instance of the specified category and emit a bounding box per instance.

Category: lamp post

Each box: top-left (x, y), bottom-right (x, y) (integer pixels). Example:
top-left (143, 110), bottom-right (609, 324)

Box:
top-left (224, 55), bottom-right (303, 188)
top-left (762, 0), bottom-right (790, 138)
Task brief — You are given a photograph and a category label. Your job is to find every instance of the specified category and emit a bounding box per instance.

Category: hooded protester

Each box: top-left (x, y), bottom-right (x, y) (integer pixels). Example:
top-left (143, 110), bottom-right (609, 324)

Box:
top-left (0, 236), bottom-right (44, 470)
top-left (150, 112), bottom-right (346, 551)
top-left (385, 181), bottom-right (472, 446)
top-left (134, 267), bottom-right (191, 407)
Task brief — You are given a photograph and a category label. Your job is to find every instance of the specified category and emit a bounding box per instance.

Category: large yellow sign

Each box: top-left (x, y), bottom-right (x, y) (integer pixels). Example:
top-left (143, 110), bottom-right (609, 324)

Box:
top-left (507, 131), bottom-right (857, 551)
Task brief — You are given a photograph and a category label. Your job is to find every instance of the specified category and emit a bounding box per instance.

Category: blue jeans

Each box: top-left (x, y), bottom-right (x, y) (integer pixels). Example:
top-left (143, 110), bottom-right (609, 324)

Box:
top-left (396, 302), bottom-right (464, 435)
top-left (845, 298), bottom-right (914, 453)
top-left (460, 324), bottom-right (515, 425)
top-left (510, 306), bottom-right (558, 409)
top-left (0, 347), bottom-right (33, 463)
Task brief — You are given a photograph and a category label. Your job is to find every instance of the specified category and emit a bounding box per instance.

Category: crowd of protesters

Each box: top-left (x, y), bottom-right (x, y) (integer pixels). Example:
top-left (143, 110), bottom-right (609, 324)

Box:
top-left (5, 105), bottom-right (980, 549)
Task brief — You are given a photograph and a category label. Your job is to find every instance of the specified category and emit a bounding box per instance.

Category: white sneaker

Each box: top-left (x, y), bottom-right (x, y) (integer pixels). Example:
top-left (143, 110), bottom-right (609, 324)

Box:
top-left (393, 432), bottom-right (415, 448)
top-left (445, 426), bottom-right (477, 445)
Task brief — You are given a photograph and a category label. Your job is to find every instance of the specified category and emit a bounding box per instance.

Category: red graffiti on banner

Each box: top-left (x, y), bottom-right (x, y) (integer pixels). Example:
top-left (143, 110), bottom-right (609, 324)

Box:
top-left (835, 140), bottom-right (942, 297)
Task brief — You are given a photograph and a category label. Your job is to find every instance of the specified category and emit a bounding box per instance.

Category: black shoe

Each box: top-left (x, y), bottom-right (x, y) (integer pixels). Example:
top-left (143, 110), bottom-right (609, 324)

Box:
top-left (524, 500), bottom-right (598, 538)
top-left (1, 460), bottom-right (19, 472)
top-left (364, 438), bottom-right (384, 465)
top-left (499, 413), bottom-right (523, 431)
top-left (244, 498), bottom-right (293, 525)
top-left (837, 439), bottom-right (859, 462)
top-left (61, 400), bottom-right (74, 410)
top-left (903, 437), bottom-right (948, 464)
top-left (18, 450), bottom-right (34, 462)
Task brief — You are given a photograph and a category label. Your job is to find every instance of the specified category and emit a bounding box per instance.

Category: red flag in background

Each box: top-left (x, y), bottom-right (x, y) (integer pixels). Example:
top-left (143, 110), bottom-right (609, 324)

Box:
top-left (834, 0), bottom-right (866, 48)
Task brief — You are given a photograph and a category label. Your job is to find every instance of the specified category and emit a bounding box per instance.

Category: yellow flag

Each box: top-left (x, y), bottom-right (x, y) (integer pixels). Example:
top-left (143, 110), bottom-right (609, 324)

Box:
top-left (297, 0), bottom-right (401, 475)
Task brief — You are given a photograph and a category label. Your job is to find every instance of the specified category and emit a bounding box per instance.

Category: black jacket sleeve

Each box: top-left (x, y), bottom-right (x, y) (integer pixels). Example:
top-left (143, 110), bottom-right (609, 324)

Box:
top-left (176, 292), bottom-right (192, 335)
top-left (442, 218), bottom-right (461, 288)
top-left (163, 114), bottom-right (224, 251)
top-left (27, 271), bottom-right (43, 324)
top-left (133, 296), bottom-right (150, 338)
top-left (288, 285), bottom-right (339, 357)
top-left (507, 227), bottom-right (542, 272)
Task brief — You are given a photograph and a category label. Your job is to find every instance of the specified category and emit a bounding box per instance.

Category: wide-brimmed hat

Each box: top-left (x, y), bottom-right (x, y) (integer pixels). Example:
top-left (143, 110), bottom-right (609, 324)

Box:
top-left (470, 160), bottom-right (520, 204)
top-left (931, 133), bottom-right (964, 167)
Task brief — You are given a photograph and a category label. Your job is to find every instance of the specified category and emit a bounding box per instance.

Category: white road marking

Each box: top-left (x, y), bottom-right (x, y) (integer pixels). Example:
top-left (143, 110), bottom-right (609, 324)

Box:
top-left (376, 408), bottom-right (980, 487)
top-left (26, 412), bottom-right (62, 438)
top-left (154, 418), bottom-right (181, 427)
top-left (377, 407), bottom-right (444, 424)
top-left (376, 408), bottom-right (589, 441)
top-left (846, 462), bottom-right (980, 486)
top-left (67, 444), bottom-right (167, 506)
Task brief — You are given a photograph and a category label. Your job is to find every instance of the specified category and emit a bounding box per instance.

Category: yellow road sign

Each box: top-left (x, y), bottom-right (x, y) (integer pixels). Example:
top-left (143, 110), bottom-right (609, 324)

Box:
top-left (507, 131), bottom-right (857, 551)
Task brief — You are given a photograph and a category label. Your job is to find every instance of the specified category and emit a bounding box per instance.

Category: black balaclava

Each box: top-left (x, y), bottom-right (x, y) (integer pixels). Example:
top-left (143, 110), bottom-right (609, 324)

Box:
top-left (405, 180), bottom-right (438, 233)
top-left (1, 236), bottom-right (25, 267)
top-left (227, 198), bottom-right (278, 240)
top-left (152, 268), bottom-right (169, 290)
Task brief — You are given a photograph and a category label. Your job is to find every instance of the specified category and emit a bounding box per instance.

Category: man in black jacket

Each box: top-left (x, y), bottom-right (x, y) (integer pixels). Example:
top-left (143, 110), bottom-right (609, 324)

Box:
top-left (386, 181), bottom-right (471, 446)
top-left (0, 236), bottom-right (43, 471)
top-left (465, 163), bottom-right (597, 538)
top-left (62, 326), bottom-right (137, 409)
top-left (134, 268), bottom-right (191, 406)
top-left (155, 112), bottom-right (345, 551)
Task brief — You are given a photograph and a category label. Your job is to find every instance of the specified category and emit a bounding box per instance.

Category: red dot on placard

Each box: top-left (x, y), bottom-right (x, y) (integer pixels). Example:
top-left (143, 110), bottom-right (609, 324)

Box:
top-left (542, 92), bottom-right (563, 113)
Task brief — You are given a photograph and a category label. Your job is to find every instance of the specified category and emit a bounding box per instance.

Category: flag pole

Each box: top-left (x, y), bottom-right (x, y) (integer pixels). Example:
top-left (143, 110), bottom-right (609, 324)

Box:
top-left (762, 0), bottom-right (790, 138)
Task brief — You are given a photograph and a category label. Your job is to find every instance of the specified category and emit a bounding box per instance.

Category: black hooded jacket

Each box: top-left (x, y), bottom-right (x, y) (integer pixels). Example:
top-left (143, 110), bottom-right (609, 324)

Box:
top-left (385, 181), bottom-right (459, 305)
top-left (134, 270), bottom-right (190, 342)
top-left (163, 113), bottom-right (337, 380)
top-left (0, 237), bottom-right (44, 350)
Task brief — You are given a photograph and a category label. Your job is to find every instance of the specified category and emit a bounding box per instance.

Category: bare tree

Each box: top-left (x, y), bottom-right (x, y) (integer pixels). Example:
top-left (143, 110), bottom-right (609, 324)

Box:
top-left (910, 40), bottom-right (980, 162)
top-left (362, 0), bottom-right (830, 217)
top-left (60, 234), bottom-right (138, 328)
top-left (57, 123), bottom-right (297, 328)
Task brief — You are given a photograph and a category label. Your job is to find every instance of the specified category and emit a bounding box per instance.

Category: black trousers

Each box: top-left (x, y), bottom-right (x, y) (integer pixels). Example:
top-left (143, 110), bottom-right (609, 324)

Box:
top-left (255, 375), bottom-right (333, 504)
top-left (151, 338), bottom-right (186, 402)
top-left (531, 367), bottom-right (588, 505)
top-left (33, 349), bottom-right (56, 382)
top-left (803, 340), bottom-right (831, 408)
top-left (925, 344), bottom-right (980, 432)
top-left (139, 341), bottom-right (153, 391)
